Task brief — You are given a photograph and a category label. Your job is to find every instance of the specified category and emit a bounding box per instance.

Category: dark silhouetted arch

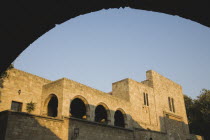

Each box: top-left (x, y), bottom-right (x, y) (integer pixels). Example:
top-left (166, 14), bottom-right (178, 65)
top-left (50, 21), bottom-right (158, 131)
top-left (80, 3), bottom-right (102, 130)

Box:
top-left (95, 105), bottom-right (108, 123)
top-left (70, 98), bottom-right (87, 119)
top-left (114, 110), bottom-right (125, 127)
top-left (1, 1), bottom-right (210, 75)
top-left (47, 95), bottom-right (58, 117)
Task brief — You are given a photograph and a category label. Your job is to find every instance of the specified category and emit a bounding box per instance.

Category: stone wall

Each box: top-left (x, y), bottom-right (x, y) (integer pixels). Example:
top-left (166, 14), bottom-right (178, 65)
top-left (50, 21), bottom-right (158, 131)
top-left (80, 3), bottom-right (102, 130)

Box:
top-left (145, 70), bottom-right (190, 138)
top-left (134, 128), bottom-right (167, 140)
top-left (0, 111), bottom-right (8, 140)
top-left (0, 110), bottom-right (202, 140)
top-left (1, 110), bottom-right (67, 140)
top-left (128, 78), bottom-right (157, 130)
top-left (0, 69), bottom-right (51, 114)
top-left (1, 110), bottom-right (171, 140)
top-left (61, 78), bottom-right (133, 128)
top-left (163, 114), bottom-right (189, 139)
top-left (112, 79), bottom-right (130, 101)
top-left (41, 79), bottom-right (65, 118)
top-left (69, 117), bottom-right (134, 140)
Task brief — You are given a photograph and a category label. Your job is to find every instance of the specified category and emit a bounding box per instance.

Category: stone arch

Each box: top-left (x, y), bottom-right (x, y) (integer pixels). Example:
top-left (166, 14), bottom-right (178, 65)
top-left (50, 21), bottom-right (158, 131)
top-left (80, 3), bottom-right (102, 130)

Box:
top-left (114, 108), bottom-right (128, 128)
top-left (43, 94), bottom-right (58, 117)
top-left (1, 1), bottom-right (210, 75)
top-left (70, 95), bottom-right (90, 120)
top-left (94, 102), bottom-right (111, 124)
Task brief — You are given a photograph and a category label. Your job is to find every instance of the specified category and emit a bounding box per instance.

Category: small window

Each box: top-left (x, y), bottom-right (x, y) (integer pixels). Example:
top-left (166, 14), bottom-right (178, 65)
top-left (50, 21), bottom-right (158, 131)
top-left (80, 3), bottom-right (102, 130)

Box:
top-left (168, 97), bottom-right (172, 111)
top-left (11, 101), bottom-right (22, 112)
top-left (143, 93), bottom-right (149, 106)
top-left (143, 93), bottom-right (146, 105)
top-left (146, 93), bottom-right (149, 106)
top-left (168, 97), bottom-right (175, 113)
top-left (171, 98), bottom-right (175, 113)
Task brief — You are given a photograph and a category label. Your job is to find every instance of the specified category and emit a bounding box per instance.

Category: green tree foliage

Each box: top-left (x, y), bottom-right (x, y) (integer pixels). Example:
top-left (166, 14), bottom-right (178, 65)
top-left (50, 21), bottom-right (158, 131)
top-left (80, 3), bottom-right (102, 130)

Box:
top-left (184, 89), bottom-right (210, 140)
top-left (184, 95), bottom-right (194, 123)
top-left (0, 64), bottom-right (14, 88)
top-left (26, 101), bottom-right (36, 113)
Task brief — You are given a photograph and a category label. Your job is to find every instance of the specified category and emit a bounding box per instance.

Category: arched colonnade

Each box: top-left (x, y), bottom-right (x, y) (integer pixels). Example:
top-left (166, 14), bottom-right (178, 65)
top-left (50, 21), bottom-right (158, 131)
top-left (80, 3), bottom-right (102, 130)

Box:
top-left (43, 94), bottom-right (128, 128)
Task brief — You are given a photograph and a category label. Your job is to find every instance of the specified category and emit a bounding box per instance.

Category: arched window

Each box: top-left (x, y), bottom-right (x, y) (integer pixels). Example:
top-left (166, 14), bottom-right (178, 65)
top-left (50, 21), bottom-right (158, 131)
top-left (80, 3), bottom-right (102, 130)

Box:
top-left (95, 105), bottom-right (108, 123)
top-left (70, 98), bottom-right (87, 119)
top-left (47, 95), bottom-right (58, 117)
top-left (114, 110), bottom-right (125, 127)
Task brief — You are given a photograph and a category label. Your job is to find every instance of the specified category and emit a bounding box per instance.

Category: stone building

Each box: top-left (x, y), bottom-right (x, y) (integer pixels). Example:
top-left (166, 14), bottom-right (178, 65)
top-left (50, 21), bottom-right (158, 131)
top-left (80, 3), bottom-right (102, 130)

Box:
top-left (0, 68), bottom-right (202, 140)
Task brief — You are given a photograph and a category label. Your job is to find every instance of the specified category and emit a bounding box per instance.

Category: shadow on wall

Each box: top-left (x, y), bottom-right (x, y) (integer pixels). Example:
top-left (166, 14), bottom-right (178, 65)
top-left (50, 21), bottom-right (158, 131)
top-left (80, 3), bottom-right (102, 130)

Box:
top-left (0, 102), bottom-right (195, 140)
top-left (159, 115), bottom-right (190, 140)
top-left (68, 101), bottom-right (192, 140)
top-left (68, 103), bottom-right (141, 140)
top-left (0, 111), bottom-right (62, 140)
top-left (134, 115), bottom-right (194, 140)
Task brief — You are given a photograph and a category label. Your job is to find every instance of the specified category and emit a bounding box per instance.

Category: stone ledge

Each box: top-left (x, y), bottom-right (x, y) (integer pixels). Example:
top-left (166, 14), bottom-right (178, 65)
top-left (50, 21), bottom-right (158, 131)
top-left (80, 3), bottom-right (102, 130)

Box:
top-left (163, 111), bottom-right (183, 121)
top-left (0, 110), bottom-right (64, 121)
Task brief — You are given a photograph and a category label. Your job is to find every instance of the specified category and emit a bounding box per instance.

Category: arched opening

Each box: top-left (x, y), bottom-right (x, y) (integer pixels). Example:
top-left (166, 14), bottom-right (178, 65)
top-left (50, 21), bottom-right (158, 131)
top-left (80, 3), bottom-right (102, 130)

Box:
top-left (47, 95), bottom-right (58, 117)
top-left (149, 138), bottom-right (153, 140)
top-left (95, 105), bottom-right (108, 123)
top-left (70, 98), bottom-right (87, 119)
top-left (114, 110), bottom-right (125, 128)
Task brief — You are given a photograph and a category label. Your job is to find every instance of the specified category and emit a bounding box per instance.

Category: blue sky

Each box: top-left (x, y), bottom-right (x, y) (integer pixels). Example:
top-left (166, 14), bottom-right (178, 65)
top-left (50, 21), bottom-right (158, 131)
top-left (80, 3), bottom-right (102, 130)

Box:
top-left (14, 8), bottom-right (210, 99)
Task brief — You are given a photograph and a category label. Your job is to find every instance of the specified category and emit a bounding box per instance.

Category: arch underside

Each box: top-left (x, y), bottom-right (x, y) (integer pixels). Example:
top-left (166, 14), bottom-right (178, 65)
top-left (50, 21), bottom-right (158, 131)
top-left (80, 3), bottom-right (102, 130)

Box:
top-left (1, 0), bottom-right (209, 73)
top-left (70, 98), bottom-right (87, 119)
top-left (47, 95), bottom-right (58, 117)
top-left (95, 105), bottom-right (108, 123)
top-left (114, 110), bottom-right (125, 127)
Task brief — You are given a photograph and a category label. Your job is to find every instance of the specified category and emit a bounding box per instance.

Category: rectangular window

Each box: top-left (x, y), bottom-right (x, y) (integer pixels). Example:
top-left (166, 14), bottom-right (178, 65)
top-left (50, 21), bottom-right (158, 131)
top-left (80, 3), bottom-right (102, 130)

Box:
top-left (11, 101), bottom-right (22, 112)
top-left (168, 97), bottom-right (172, 111)
top-left (146, 93), bottom-right (149, 106)
top-left (143, 93), bottom-right (146, 105)
top-left (168, 97), bottom-right (175, 113)
top-left (171, 98), bottom-right (175, 113)
top-left (143, 93), bottom-right (149, 106)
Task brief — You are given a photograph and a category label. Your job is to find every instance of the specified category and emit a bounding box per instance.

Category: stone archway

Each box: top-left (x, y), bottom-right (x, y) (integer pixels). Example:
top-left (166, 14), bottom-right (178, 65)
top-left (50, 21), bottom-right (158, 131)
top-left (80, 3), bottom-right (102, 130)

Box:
top-left (114, 108), bottom-right (128, 128)
top-left (70, 98), bottom-right (88, 119)
top-left (94, 103), bottom-right (111, 124)
top-left (70, 95), bottom-right (90, 120)
top-left (1, 1), bottom-right (210, 74)
top-left (47, 96), bottom-right (58, 117)
top-left (114, 110), bottom-right (125, 128)
top-left (43, 94), bottom-right (58, 117)
top-left (95, 105), bottom-right (108, 123)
